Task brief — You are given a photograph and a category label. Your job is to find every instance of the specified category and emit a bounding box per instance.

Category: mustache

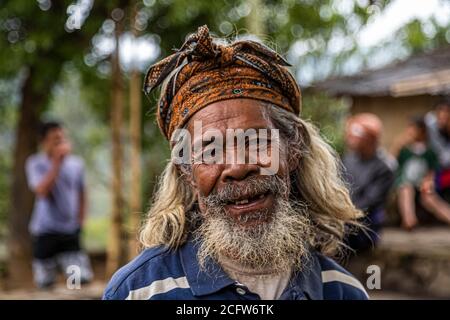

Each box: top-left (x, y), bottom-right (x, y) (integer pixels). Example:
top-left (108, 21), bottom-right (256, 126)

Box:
top-left (202, 175), bottom-right (287, 207)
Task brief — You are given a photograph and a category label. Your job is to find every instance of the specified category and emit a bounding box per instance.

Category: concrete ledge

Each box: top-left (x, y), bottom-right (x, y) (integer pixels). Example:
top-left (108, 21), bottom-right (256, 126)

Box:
top-left (346, 227), bottom-right (450, 298)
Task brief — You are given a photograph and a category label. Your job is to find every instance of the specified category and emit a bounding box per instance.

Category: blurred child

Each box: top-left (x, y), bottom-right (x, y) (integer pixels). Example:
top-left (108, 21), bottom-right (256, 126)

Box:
top-left (396, 116), bottom-right (450, 230)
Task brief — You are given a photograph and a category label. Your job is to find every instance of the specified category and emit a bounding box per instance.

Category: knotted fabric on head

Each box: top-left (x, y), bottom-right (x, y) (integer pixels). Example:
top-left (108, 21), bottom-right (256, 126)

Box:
top-left (144, 25), bottom-right (302, 140)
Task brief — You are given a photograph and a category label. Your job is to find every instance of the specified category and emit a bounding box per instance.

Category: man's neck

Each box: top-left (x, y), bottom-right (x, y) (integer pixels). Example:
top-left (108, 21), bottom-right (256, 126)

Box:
top-left (217, 254), bottom-right (293, 300)
top-left (218, 254), bottom-right (287, 276)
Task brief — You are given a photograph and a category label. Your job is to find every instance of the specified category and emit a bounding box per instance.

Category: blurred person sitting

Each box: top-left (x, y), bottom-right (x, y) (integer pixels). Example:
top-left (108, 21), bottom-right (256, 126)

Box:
top-left (425, 98), bottom-right (450, 201)
top-left (25, 121), bottom-right (93, 289)
top-left (394, 116), bottom-right (450, 230)
top-left (342, 113), bottom-right (395, 253)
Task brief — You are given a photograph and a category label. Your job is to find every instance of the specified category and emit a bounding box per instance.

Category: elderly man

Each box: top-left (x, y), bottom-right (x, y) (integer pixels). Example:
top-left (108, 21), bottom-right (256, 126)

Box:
top-left (343, 114), bottom-right (394, 251)
top-left (104, 26), bottom-right (368, 300)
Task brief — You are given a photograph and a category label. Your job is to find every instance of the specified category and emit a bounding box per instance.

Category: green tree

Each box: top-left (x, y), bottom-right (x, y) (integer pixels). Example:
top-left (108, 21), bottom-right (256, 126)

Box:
top-left (0, 0), bottom-right (106, 285)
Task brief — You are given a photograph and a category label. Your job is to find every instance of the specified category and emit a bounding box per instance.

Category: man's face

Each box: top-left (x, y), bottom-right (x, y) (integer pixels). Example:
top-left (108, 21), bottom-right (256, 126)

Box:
top-left (42, 128), bottom-right (67, 155)
top-left (185, 99), bottom-right (290, 228)
top-left (183, 99), bottom-right (311, 270)
top-left (345, 122), bottom-right (376, 156)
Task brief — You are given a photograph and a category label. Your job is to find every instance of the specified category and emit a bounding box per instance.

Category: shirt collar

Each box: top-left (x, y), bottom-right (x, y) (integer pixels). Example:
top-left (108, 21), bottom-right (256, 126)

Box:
top-left (290, 252), bottom-right (324, 300)
top-left (179, 237), bottom-right (236, 297)
top-left (179, 237), bottom-right (324, 299)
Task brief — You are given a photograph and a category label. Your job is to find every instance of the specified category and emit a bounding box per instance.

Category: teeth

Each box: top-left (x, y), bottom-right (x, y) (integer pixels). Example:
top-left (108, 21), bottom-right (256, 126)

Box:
top-left (233, 194), bottom-right (266, 205)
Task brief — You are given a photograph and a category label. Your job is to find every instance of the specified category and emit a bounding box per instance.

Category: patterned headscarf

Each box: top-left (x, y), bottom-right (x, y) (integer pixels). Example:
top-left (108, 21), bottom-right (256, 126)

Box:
top-left (144, 25), bottom-right (301, 140)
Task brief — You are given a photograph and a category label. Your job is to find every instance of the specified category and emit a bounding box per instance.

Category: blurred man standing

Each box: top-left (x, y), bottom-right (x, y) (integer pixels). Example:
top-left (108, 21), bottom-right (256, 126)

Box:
top-left (343, 113), bottom-right (395, 252)
top-left (26, 121), bottom-right (93, 288)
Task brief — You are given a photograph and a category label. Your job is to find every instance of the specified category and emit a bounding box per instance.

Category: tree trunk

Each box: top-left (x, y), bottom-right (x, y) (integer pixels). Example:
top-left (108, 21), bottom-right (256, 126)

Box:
top-left (6, 67), bottom-right (45, 288)
top-left (106, 14), bottom-right (127, 278)
top-left (247, 0), bottom-right (265, 35)
top-left (128, 2), bottom-right (142, 261)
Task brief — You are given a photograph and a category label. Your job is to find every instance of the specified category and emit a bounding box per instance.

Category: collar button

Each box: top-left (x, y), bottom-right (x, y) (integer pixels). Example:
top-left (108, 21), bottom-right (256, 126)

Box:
top-left (236, 287), bottom-right (246, 295)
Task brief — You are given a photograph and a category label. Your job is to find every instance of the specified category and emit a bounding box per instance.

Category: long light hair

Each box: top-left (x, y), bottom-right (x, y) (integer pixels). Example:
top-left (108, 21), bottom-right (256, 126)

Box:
top-left (140, 103), bottom-right (363, 257)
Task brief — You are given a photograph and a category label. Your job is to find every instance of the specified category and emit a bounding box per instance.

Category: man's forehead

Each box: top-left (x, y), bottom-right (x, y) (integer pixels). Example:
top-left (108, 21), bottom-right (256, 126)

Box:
top-left (186, 99), bottom-right (272, 133)
top-left (47, 127), bottom-right (64, 137)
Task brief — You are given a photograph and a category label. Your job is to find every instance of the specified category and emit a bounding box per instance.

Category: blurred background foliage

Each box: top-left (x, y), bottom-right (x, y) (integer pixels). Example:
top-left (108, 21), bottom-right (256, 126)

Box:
top-left (1, 0), bottom-right (450, 252)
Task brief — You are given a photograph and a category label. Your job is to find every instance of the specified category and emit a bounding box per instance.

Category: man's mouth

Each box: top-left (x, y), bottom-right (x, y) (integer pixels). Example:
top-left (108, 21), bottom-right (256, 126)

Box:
top-left (229, 192), bottom-right (268, 205)
top-left (223, 191), bottom-right (274, 223)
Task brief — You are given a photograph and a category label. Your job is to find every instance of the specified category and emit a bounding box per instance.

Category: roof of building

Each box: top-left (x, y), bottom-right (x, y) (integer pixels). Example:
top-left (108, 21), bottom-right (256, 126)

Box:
top-left (312, 46), bottom-right (450, 97)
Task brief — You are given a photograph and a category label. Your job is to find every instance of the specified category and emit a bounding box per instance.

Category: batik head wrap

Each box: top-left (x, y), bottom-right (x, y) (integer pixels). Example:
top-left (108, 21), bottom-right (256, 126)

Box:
top-left (144, 25), bottom-right (301, 140)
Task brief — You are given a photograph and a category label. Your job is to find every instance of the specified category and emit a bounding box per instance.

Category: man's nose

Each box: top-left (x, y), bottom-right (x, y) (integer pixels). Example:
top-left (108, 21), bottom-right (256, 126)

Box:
top-left (220, 163), bottom-right (260, 183)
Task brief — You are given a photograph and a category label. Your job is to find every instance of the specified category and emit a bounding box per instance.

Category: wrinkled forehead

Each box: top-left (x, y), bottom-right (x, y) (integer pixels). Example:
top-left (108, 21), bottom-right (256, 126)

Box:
top-left (185, 98), bottom-right (274, 135)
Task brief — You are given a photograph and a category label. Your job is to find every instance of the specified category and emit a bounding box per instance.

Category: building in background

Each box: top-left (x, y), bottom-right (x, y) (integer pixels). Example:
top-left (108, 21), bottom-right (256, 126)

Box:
top-left (313, 46), bottom-right (450, 151)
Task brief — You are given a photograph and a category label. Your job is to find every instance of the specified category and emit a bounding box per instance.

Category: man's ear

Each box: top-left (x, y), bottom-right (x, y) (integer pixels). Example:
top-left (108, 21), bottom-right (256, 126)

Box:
top-left (177, 164), bottom-right (197, 188)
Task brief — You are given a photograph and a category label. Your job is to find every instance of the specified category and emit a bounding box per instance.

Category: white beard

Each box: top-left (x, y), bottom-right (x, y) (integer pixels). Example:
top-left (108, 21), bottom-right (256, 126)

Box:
top-left (194, 195), bottom-right (313, 273)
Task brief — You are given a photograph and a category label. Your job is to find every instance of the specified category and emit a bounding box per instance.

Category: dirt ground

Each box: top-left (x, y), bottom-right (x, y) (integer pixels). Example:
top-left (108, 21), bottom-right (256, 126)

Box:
top-left (0, 281), bottom-right (106, 300)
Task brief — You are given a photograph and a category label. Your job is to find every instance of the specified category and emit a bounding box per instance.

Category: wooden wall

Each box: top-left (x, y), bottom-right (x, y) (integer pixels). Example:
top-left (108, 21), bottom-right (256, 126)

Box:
top-left (351, 95), bottom-right (439, 151)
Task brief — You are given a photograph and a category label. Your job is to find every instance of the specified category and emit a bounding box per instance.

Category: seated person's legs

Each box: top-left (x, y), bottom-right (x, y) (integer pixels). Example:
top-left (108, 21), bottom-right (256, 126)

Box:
top-left (397, 184), bottom-right (418, 230)
top-left (420, 191), bottom-right (450, 225)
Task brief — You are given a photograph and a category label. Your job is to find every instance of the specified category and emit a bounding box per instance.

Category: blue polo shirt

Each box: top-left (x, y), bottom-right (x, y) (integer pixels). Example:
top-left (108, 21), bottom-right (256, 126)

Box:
top-left (25, 153), bottom-right (85, 236)
top-left (103, 238), bottom-right (369, 300)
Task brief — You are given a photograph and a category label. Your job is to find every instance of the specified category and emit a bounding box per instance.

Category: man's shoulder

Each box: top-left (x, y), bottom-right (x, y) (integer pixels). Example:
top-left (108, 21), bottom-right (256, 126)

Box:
top-left (315, 253), bottom-right (369, 300)
top-left (103, 245), bottom-right (186, 300)
top-left (26, 153), bottom-right (45, 165)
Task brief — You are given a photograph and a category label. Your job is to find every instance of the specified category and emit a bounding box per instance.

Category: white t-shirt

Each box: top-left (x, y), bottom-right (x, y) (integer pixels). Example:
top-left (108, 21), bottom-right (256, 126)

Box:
top-left (219, 255), bottom-right (292, 300)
